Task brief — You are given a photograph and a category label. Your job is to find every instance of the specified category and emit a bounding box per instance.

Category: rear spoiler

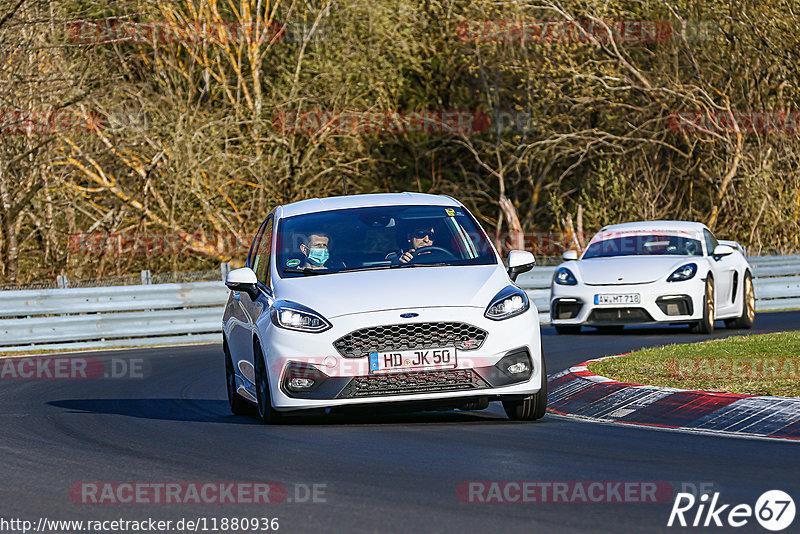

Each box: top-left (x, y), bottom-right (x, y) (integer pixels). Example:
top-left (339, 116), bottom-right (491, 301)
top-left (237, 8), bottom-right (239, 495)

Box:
top-left (718, 239), bottom-right (746, 257)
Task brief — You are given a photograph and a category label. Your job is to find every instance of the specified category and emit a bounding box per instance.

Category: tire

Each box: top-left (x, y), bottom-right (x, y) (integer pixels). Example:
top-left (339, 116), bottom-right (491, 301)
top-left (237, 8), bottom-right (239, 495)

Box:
top-left (502, 350), bottom-right (547, 421)
top-left (555, 325), bottom-right (581, 335)
top-left (253, 341), bottom-right (283, 424)
top-left (725, 271), bottom-right (755, 329)
top-left (224, 338), bottom-right (253, 415)
top-left (690, 276), bottom-right (715, 334)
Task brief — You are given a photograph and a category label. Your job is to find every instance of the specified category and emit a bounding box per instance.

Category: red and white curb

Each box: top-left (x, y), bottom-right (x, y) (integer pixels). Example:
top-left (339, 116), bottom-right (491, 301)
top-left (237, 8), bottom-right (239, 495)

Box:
top-left (547, 356), bottom-right (800, 440)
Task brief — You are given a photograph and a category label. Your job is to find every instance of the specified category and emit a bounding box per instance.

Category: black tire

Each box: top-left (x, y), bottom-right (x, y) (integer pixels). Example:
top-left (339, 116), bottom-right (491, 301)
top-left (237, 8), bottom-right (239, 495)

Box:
top-left (253, 341), bottom-right (283, 424)
top-left (555, 325), bottom-right (581, 335)
top-left (595, 325), bottom-right (624, 334)
top-left (725, 271), bottom-right (755, 329)
top-left (224, 338), bottom-right (253, 415)
top-left (502, 350), bottom-right (547, 421)
top-left (690, 276), bottom-right (715, 334)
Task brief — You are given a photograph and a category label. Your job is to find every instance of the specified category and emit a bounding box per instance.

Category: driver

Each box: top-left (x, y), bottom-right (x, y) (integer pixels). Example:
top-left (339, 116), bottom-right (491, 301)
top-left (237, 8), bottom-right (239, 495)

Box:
top-left (398, 225), bottom-right (436, 263)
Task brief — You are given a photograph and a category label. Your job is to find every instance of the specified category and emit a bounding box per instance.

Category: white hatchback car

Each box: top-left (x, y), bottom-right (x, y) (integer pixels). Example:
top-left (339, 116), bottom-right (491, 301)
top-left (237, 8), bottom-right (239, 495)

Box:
top-left (222, 193), bottom-right (546, 423)
top-left (550, 221), bottom-right (755, 334)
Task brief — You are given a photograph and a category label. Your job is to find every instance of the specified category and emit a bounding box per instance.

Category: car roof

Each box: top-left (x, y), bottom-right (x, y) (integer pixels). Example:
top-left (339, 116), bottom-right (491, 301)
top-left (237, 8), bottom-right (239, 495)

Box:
top-left (597, 220), bottom-right (708, 236)
top-left (279, 192), bottom-right (460, 218)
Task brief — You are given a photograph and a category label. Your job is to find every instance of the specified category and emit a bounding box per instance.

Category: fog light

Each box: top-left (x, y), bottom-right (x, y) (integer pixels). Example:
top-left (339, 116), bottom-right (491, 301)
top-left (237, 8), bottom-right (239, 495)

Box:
top-left (506, 362), bottom-right (529, 375)
top-left (289, 378), bottom-right (315, 390)
top-left (494, 349), bottom-right (534, 381)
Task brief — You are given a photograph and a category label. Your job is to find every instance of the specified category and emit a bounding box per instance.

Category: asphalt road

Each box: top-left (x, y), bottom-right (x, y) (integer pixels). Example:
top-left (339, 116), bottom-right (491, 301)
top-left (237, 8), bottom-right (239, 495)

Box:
top-left (1, 312), bottom-right (799, 533)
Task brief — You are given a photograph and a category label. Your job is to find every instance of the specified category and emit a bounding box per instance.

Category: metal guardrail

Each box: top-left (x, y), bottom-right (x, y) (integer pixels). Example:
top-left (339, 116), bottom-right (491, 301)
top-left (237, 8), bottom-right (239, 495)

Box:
top-left (0, 256), bottom-right (798, 352)
top-left (0, 282), bottom-right (229, 352)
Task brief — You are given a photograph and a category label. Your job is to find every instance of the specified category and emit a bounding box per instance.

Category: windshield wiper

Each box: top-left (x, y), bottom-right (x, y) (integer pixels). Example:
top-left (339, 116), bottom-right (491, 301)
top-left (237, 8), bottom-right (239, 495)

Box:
top-left (396, 262), bottom-right (451, 268)
top-left (282, 268), bottom-right (328, 276)
top-left (339, 262), bottom-right (451, 272)
top-left (333, 264), bottom-right (402, 274)
top-left (283, 263), bottom-right (451, 276)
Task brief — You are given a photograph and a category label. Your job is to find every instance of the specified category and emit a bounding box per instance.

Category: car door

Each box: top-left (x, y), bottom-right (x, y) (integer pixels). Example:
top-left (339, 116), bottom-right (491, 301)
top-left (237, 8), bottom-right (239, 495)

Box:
top-left (703, 229), bottom-right (736, 311)
top-left (240, 215), bottom-right (274, 371)
top-left (227, 217), bottom-right (270, 388)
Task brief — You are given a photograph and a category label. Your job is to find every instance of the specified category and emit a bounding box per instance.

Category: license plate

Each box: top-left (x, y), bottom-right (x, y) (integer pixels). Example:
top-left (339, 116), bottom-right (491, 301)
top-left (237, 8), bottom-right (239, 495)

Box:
top-left (594, 293), bottom-right (641, 305)
top-left (369, 348), bottom-right (457, 374)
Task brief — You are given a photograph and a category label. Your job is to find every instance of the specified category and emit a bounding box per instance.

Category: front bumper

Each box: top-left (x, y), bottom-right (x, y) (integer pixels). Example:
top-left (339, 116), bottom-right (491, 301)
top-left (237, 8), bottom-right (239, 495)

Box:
top-left (260, 305), bottom-right (543, 411)
top-left (550, 278), bottom-right (706, 326)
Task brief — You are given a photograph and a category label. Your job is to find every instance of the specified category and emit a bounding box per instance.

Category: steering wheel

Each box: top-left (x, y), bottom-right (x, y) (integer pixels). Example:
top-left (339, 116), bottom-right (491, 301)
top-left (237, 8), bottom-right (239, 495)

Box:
top-left (408, 246), bottom-right (457, 263)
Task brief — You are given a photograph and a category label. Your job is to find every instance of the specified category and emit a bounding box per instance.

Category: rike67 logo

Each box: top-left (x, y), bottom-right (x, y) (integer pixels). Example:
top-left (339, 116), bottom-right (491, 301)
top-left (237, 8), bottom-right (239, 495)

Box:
top-left (668, 490), bottom-right (795, 531)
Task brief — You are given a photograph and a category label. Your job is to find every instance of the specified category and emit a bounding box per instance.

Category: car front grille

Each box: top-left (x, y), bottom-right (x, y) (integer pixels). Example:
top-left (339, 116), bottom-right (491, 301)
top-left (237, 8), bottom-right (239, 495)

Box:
top-left (588, 307), bottom-right (654, 324)
top-left (336, 369), bottom-right (487, 398)
top-left (333, 321), bottom-right (488, 358)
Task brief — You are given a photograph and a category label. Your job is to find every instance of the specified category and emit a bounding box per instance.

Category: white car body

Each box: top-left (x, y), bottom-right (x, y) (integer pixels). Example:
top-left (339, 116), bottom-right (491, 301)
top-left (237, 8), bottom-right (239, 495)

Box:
top-left (550, 221), bottom-right (755, 333)
top-left (222, 193), bottom-right (546, 422)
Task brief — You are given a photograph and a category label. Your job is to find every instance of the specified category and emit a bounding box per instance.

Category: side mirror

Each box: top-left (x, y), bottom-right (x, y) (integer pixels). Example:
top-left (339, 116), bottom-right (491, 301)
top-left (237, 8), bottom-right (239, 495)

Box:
top-left (507, 250), bottom-right (536, 281)
top-left (712, 244), bottom-right (735, 258)
top-left (562, 249), bottom-right (579, 261)
top-left (225, 267), bottom-right (260, 300)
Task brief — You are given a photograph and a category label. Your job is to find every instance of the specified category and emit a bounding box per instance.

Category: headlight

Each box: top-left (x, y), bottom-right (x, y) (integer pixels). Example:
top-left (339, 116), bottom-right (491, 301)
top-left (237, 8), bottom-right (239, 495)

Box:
top-left (270, 301), bottom-right (332, 333)
top-left (554, 267), bottom-right (578, 285)
top-left (667, 263), bottom-right (697, 282)
top-left (485, 286), bottom-right (530, 321)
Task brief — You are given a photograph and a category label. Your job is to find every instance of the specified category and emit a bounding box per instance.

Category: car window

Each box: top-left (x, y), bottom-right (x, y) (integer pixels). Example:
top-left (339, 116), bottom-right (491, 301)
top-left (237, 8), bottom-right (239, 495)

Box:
top-left (703, 229), bottom-right (719, 255)
top-left (247, 219), bottom-right (267, 268)
top-left (276, 205), bottom-right (496, 277)
top-left (583, 233), bottom-right (703, 258)
top-left (252, 217), bottom-right (273, 286)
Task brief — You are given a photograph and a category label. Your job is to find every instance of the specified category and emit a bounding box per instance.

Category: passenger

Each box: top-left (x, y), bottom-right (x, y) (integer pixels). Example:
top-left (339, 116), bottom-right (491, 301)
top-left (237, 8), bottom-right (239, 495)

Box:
top-left (299, 232), bottom-right (331, 269)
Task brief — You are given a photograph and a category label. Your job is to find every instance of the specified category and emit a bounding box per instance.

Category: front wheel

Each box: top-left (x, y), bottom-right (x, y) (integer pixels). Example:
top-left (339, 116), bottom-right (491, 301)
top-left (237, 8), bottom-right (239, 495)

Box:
top-left (254, 342), bottom-right (283, 424)
top-left (725, 271), bottom-right (755, 329)
top-left (503, 352), bottom-right (547, 421)
top-left (690, 277), bottom-right (715, 334)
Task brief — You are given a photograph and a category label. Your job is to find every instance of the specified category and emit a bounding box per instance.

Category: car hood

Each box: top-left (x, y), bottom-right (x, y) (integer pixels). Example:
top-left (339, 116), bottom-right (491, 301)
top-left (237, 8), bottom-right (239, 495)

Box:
top-left (573, 256), bottom-right (697, 285)
top-left (274, 265), bottom-right (508, 318)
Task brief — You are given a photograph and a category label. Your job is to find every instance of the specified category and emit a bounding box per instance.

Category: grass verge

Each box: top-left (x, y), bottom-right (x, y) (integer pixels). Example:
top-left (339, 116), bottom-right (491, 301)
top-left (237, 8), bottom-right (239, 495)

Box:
top-left (588, 331), bottom-right (800, 397)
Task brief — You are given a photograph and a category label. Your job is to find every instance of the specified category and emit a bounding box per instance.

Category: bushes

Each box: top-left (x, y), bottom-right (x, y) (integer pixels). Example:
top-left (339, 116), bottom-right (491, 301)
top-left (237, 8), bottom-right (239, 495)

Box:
top-left (1, 0), bottom-right (799, 283)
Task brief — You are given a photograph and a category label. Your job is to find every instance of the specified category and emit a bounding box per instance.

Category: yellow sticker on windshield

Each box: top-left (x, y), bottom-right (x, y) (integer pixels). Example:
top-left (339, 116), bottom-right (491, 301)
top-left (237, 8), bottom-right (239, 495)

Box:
top-left (445, 208), bottom-right (455, 217)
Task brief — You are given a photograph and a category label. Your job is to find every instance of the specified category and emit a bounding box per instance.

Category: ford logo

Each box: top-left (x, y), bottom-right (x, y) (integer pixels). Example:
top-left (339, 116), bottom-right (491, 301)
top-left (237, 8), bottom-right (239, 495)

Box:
top-left (400, 313), bottom-right (419, 318)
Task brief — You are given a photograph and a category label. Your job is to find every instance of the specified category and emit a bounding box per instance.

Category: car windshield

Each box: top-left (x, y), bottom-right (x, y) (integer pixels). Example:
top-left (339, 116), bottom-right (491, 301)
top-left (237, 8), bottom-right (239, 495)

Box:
top-left (276, 205), bottom-right (497, 277)
top-left (583, 233), bottom-right (703, 259)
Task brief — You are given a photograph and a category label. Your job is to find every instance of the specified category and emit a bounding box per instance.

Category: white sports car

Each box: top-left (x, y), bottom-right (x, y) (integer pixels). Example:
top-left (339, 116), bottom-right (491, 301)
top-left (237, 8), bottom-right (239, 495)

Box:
top-left (550, 221), bottom-right (755, 334)
top-left (222, 193), bottom-right (546, 423)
